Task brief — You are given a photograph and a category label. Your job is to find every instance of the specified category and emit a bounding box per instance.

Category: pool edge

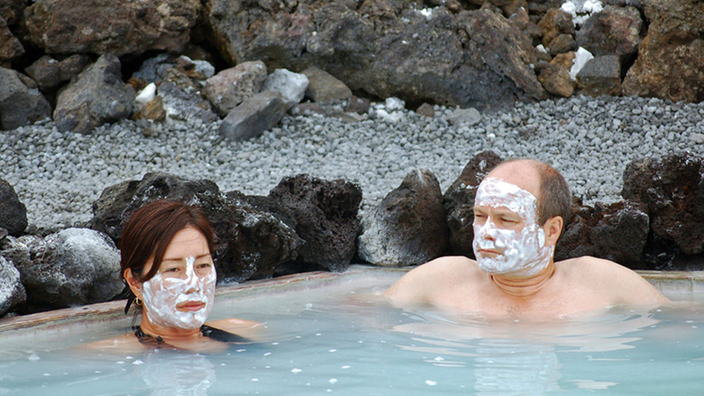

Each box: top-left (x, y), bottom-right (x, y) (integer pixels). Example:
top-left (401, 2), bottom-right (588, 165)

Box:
top-left (1, 266), bottom-right (701, 333)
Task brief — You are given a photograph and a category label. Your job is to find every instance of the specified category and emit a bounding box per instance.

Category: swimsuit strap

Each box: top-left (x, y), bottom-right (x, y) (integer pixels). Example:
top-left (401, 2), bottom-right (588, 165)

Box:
top-left (200, 324), bottom-right (250, 343)
top-left (133, 325), bottom-right (249, 347)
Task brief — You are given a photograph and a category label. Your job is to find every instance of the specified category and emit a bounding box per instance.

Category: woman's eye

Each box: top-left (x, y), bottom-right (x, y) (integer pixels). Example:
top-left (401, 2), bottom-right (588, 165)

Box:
top-left (165, 267), bottom-right (181, 273)
top-left (197, 263), bottom-right (212, 269)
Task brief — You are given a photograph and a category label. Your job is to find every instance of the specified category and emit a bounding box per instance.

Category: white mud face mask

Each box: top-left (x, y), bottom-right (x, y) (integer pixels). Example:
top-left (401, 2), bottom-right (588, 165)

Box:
top-left (472, 177), bottom-right (554, 277)
top-left (142, 256), bottom-right (216, 330)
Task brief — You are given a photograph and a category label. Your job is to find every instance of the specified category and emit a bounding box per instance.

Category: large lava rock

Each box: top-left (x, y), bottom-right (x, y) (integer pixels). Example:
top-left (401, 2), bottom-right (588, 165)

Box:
top-left (622, 153), bottom-right (704, 255)
top-left (0, 178), bottom-right (27, 237)
top-left (203, 2), bottom-right (546, 110)
top-left (0, 228), bottom-right (122, 313)
top-left (443, 151), bottom-right (504, 258)
top-left (621, 0), bottom-right (704, 103)
top-left (0, 67), bottom-right (51, 130)
top-left (0, 255), bottom-right (26, 316)
top-left (53, 54), bottom-right (135, 134)
top-left (23, 0), bottom-right (201, 56)
top-left (358, 169), bottom-right (448, 267)
top-left (268, 174), bottom-right (362, 272)
top-left (91, 173), bottom-right (303, 283)
top-left (555, 200), bottom-right (650, 268)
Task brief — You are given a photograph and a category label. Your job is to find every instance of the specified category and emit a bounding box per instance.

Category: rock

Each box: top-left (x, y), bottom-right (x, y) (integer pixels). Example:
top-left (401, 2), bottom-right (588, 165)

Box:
top-left (539, 63), bottom-right (575, 97)
top-left (219, 91), bottom-right (288, 142)
top-left (443, 151), bottom-right (504, 257)
top-left (538, 8), bottom-right (575, 48)
top-left (203, 61), bottom-right (267, 117)
top-left (508, 5), bottom-right (530, 30)
top-left (0, 0), bottom-right (25, 26)
top-left (0, 16), bottom-right (23, 63)
top-left (345, 96), bottom-right (371, 115)
top-left (203, 3), bottom-right (545, 111)
top-left (547, 33), bottom-right (577, 54)
top-left (24, 0), bottom-right (200, 56)
top-left (622, 153), bottom-right (704, 255)
top-left (576, 5), bottom-right (644, 61)
top-left (415, 103), bottom-right (435, 117)
top-left (0, 67), bottom-right (52, 131)
top-left (90, 172), bottom-right (304, 283)
top-left (268, 175), bottom-right (362, 272)
top-left (133, 95), bottom-right (166, 122)
top-left (91, 173), bottom-right (226, 244)
top-left (0, 179), bottom-right (27, 237)
top-left (551, 51), bottom-right (576, 70)
top-left (621, 0), bottom-right (704, 103)
top-left (555, 200), bottom-right (650, 268)
top-left (576, 55), bottom-right (622, 96)
top-left (447, 107), bottom-right (482, 127)
top-left (24, 54), bottom-right (90, 91)
top-left (158, 81), bottom-right (218, 123)
top-left (53, 54), bottom-right (135, 134)
top-left (358, 169), bottom-right (448, 267)
top-left (0, 256), bottom-right (26, 316)
top-left (302, 66), bottom-right (353, 103)
top-left (222, 192), bottom-right (303, 281)
top-left (1, 229), bottom-right (121, 313)
top-left (261, 68), bottom-right (309, 109)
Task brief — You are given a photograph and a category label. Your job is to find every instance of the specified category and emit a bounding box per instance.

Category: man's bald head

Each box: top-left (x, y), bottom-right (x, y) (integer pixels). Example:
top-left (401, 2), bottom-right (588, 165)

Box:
top-left (485, 159), bottom-right (572, 229)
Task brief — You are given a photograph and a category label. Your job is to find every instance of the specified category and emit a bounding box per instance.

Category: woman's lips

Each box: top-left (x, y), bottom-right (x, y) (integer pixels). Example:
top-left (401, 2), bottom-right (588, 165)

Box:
top-left (178, 301), bottom-right (206, 312)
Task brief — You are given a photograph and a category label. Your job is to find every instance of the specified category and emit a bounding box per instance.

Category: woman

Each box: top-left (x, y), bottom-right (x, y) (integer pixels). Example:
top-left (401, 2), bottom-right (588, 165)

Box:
top-left (94, 199), bottom-right (261, 353)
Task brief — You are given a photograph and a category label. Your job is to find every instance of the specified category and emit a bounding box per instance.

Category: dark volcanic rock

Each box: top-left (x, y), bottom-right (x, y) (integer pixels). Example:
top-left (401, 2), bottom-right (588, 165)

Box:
top-left (555, 200), bottom-right (650, 268)
top-left (0, 178), bottom-right (27, 237)
top-left (221, 192), bottom-right (303, 282)
top-left (621, 0), bottom-right (704, 102)
top-left (24, 0), bottom-right (201, 56)
top-left (269, 174), bottom-right (362, 272)
top-left (53, 54), bottom-right (135, 134)
top-left (443, 151), bottom-right (504, 258)
top-left (358, 169), bottom-right (448, 267)
top-left (204, 2), bottom-right (546, 110)
top-left (0, 67), bottom-right (52, 131)
top-left (622, 153), bottom-right (704, 255)
top-left (576, 5), bottom-right (644, 61)
top-left (91, 173), bottom-right (303, 283)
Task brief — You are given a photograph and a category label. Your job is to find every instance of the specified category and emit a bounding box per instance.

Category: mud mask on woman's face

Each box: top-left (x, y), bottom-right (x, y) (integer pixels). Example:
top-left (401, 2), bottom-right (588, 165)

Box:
top-left (472, 177), bottom-right (554, 277)
top-left (142, 256), bottom-right (216, 330)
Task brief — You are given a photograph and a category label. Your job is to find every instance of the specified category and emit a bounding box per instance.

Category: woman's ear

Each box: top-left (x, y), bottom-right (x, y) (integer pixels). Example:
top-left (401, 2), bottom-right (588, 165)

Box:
top-left (124, 268), bottom-right (142, 299)
top-left (544, 216), bottom-right (564, 247)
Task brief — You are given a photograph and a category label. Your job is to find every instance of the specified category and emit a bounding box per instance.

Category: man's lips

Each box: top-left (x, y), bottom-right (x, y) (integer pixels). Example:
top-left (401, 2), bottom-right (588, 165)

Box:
top-left (178, 301), bottom-right (206, 311)
top-left (477, 248), bottom-right (501, 256)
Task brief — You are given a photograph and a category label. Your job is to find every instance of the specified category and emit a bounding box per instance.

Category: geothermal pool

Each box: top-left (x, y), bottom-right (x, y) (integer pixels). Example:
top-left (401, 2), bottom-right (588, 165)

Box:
top-left (0, 266), bottom-right (702, 395)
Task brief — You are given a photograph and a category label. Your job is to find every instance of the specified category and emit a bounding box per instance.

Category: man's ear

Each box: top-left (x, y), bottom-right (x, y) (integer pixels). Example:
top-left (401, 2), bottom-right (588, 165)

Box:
top-left (124, 268), bottom-right (142, 299)
top-left (544, 216), bottom-right (564, 247)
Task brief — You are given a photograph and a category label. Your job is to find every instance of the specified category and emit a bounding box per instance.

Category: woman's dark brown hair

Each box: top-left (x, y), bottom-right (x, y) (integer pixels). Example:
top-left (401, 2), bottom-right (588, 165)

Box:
top-left (120, 199), bottom-right (215, 313)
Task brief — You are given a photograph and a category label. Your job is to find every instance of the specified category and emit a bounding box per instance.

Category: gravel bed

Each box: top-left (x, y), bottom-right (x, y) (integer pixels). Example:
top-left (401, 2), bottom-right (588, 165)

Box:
top-left (2, 94), bottom-right (703, 232)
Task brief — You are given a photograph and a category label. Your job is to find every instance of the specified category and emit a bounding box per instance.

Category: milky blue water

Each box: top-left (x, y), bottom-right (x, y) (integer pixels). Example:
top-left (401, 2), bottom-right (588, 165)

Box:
top-left (0, 273), bottom-right (702, 395)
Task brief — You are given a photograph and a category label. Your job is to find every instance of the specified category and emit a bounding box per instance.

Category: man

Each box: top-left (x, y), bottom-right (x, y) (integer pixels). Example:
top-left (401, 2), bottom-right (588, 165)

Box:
top-left (384, 159), bottom-right (669, 318)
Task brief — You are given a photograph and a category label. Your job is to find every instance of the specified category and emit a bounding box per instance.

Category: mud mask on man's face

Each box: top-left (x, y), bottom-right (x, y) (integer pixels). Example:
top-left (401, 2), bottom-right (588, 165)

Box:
top-left (142, 256), bottom-right (216, 330)
top-left (472, 177), bottom-right (554, 277)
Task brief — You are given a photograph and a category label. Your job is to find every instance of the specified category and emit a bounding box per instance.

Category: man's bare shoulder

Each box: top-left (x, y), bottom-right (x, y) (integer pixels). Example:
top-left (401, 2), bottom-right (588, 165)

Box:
top-left (383, 256), bottom-right (483, 304)
top-left (556, 256), bottom-right (670, 305)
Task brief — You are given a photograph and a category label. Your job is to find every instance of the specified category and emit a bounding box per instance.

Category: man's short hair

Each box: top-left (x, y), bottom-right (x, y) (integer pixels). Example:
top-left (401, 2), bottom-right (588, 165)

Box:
top-left (534, 162), bottom-right (572, 229)
top-left (495, 159), bottom-right (572, 229)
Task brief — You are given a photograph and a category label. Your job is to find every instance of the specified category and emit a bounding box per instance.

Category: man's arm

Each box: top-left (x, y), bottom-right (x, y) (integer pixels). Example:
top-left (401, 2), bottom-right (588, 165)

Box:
top-left (383, 256), bottom-right (476, 306)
